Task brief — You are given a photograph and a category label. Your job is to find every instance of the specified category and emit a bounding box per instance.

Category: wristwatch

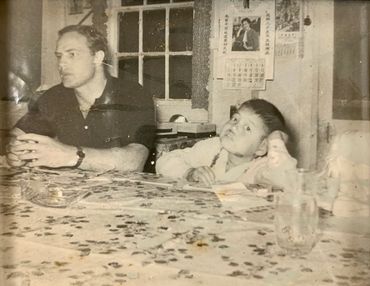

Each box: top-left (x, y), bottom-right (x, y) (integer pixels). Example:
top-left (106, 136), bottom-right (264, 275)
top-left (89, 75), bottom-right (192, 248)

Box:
top-left (73, 146), bottom-right (85, 168)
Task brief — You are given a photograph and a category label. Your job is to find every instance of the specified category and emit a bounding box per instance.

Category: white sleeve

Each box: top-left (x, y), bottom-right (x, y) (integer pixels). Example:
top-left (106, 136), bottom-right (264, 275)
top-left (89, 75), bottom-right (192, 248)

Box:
top-left (266, 138), bottom-right (297, 167)
top-left (253, 138), bottom-right (297, 187)
top-left (156, 137), bottom-right (222, 179)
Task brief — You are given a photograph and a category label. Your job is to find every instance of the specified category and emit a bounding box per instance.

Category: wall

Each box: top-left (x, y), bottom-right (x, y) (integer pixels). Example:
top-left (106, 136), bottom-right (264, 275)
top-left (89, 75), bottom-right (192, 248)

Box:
top-left (208, 0), bottom-right (252, 132)
top-left (8, 0), bottom-right (43, 92)
top-left (41, 0), bottom-right (92, 89)
top-left (0, 0), bottom-right (42, 152)
top-left (208, 0), bottom-right (332, 168)
top-left (0, 1), bottom-right (8, 99)
top-left (39, 0), bottom-right (335, 168)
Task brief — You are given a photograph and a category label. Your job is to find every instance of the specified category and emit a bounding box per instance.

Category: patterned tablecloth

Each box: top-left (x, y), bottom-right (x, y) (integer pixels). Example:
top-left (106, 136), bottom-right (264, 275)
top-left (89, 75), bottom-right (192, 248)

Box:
top-left (0, 168), bottom-right (369, 286)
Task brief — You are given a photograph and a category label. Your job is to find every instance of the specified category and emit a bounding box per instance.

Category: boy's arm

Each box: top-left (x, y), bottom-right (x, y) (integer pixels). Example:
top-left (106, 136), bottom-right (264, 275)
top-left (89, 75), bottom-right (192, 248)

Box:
top-left (255, 131), bottom-right (297, 188)
top-left (239, 131), bottom-right (297, 187)
top-left (156, 138), bottom-right (220, 179)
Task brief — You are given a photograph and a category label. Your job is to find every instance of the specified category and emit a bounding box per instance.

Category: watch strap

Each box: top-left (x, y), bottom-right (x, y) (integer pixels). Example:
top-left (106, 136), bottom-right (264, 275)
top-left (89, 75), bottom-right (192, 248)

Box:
top-left (73, 146), bottom-right (85, 169)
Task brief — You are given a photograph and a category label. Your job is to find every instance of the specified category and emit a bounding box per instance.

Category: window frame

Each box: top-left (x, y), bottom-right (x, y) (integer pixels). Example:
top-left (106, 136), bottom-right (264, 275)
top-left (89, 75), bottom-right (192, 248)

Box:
top-left (107, 0), bottom-right (194, 101)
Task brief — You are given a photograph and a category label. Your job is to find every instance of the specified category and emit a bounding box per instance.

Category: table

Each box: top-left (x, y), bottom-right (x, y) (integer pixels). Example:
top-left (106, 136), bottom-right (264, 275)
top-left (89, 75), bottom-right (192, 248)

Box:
top-left (1, 168), bottom-right (369, 286)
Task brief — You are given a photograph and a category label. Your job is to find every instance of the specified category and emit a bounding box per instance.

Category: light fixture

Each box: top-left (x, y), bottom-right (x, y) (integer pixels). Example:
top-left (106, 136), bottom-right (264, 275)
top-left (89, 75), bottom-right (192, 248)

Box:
top-left (303, 0), bottom-right (312, 26)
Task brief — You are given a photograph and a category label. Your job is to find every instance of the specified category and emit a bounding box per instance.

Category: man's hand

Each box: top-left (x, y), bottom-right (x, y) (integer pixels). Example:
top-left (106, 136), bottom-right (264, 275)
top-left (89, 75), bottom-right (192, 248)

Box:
top-left (6, 137), bottom-right (27, 167)
top-left (186, 166), bottom-right (216, 186)
top-left (8, 133), bottom-right (77, 168)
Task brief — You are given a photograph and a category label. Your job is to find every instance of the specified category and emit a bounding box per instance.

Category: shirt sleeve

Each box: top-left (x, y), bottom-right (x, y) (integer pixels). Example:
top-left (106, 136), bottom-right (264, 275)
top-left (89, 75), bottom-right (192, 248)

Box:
top-left (239, 138), bottom-right (297, 187)
top-left (14, 93), bottom-right (55, 137)
top-left (156, 137), bottom-right (221, 179)
top-left (257, 138), bottom-right (297, 187)
top-left (251, 30), bottom-right (259, 50)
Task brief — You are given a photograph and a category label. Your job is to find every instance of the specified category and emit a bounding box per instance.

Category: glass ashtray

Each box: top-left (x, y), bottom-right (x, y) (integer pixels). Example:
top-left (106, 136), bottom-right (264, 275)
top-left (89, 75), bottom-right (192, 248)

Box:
top-left (22, 180), bottom-right (91, 208)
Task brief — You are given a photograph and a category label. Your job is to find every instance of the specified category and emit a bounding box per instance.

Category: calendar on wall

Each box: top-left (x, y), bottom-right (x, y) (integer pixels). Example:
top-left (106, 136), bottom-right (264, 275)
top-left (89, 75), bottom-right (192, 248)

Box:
top-left (217, 0), bottom-right (275, 90)
top-left (275, 0), bottom-right (304, 58)
top-left (224, 58), bottom-right (265, 89)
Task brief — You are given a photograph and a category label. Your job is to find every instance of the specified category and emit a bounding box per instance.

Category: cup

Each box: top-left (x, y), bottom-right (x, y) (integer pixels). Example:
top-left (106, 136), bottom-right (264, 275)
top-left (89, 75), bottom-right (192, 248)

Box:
top-left (315, 174), bottom-right (340, 212)
top-left (274, 169), bottom-right (319, 257)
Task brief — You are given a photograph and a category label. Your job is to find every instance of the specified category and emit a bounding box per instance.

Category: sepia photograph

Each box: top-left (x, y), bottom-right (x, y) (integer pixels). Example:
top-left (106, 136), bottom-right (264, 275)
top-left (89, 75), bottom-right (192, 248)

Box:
top-left (231, 16), bottom-right (261, 51)
top-left (276, 0), bottom-right (301, 32)
top-left (0, 0), bottom-right (369, 285)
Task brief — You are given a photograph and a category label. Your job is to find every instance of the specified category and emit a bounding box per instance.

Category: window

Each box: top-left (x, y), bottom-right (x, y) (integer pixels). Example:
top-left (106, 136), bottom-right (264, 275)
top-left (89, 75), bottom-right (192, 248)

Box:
top-left (333, 0), bottom-right (370, 120)
top-left (108, 0), bottom-right (194, 100)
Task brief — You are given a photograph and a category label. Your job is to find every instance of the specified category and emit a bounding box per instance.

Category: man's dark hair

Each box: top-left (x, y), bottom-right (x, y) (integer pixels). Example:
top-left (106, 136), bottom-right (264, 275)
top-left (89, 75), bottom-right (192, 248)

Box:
top-left (58, 25), bottom-right (111, 67)
top-left (241, 17), bottom-right (251, 24)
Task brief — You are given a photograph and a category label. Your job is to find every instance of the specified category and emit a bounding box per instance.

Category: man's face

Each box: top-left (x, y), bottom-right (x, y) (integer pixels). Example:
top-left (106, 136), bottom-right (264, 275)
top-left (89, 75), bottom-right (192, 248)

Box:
top-left (55, 31), bottom-right (96, 89)
top-left (220, 108), bottom-right (266, 158)
top-left (242, 21), bottom-right (250, 30)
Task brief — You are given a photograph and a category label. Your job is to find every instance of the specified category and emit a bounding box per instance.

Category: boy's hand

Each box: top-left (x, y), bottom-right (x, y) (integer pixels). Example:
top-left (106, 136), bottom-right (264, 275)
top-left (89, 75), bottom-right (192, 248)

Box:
top-left (185, 166), bottom-right (216, 186)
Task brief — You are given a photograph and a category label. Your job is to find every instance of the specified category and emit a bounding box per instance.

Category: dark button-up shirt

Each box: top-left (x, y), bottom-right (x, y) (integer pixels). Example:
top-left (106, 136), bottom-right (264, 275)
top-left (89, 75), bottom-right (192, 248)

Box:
top-left (16, 76), bottom-right (155, 150)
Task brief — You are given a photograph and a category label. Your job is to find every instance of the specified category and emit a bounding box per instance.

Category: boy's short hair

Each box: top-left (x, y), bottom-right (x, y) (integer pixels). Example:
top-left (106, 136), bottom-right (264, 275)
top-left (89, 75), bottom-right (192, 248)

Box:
top-left (239, 99), bottom-right (286, 134)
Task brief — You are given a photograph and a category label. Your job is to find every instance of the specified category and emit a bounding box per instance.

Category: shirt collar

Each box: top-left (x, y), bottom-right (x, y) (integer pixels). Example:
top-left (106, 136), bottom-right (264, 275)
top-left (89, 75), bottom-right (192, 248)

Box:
top-left (93, 74), bottom-right (114, 105)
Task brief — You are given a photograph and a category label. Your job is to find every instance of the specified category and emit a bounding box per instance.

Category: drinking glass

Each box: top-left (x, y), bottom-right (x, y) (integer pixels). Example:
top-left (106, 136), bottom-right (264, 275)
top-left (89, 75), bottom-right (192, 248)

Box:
top-left (316, 173), bottom-right (340, 212)
top-left (274, 169), bottom-right (319, 257)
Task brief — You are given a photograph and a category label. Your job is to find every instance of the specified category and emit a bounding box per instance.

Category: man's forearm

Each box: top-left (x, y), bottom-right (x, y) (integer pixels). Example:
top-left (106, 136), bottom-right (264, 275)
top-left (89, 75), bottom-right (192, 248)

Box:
top-left (78, 143), bottom-right (149, 172)
top-left (8, 130), bottom-right (150, 171)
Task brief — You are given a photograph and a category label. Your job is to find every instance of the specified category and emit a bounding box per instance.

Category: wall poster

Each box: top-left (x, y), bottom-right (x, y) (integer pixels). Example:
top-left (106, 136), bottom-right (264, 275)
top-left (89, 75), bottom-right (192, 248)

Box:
top-left (275, 0), bottom-right (304, 58)
top-left (218, 0), bottom-right (275, 90)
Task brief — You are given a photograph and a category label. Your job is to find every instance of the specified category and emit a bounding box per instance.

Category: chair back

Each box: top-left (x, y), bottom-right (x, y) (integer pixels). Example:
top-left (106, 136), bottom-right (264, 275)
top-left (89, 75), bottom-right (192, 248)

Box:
top-left (325, 131), bottom-right (370, 217)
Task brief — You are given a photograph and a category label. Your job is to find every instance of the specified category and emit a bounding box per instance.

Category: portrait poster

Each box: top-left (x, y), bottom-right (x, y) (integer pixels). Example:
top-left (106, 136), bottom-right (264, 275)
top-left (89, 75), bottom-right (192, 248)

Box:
top-left (218, 0), bottom-right (275, 89)
top-left (275, 0), bottom-right (303, 58)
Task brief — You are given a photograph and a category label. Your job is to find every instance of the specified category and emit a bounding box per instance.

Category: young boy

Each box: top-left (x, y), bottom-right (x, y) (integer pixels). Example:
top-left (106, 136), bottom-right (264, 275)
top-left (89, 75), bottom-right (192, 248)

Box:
top-left (156, 99), bottom-right (296, 187)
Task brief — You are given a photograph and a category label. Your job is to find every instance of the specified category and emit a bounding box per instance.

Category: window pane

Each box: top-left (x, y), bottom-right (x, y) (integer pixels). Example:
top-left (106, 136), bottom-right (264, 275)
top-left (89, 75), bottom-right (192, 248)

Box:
top-left (121, 0), bottom-right (143, 6)
top-left (118, 58), bottom-right (138, 83)
top-left (118, 12), bottom-right (139, 52)
top-left (144, 57), bottom-right (165, 98)
top-left (169, 8), bottom-right (193, 51)
top-left (169, 56), bottom-right (192, 99)
top-left (143, 10), bottom-right (165, 52)
top-left (333, 1), bottom-right (370, 120)
top-left (147, 0), bottom-right (170, 4)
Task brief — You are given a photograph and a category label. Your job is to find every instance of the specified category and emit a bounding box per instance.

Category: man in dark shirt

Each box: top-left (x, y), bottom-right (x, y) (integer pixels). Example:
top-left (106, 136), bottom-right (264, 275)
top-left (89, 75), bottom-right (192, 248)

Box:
top-left (7, 25), bottom-right (155, 171)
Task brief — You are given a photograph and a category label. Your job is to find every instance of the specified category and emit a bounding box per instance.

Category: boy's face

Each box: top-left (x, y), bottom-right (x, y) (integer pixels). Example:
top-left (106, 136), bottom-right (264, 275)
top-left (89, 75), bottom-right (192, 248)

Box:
top-left (220, 107), bottom-right (266, 158)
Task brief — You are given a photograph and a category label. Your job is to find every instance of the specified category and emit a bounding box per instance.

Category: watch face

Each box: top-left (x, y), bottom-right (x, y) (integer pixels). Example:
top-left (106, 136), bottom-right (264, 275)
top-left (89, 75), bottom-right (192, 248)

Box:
top-left (77, 148), bottom-right (85, 158)
top-left (73, 147), bottom-right (85, 169)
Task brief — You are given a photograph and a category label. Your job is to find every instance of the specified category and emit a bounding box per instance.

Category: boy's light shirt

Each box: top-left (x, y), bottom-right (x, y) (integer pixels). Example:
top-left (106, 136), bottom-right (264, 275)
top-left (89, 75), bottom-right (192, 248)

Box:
top-left (156, 136), bottom-right (296, 187)
top-left (211, 148), bottom-right (255, 182)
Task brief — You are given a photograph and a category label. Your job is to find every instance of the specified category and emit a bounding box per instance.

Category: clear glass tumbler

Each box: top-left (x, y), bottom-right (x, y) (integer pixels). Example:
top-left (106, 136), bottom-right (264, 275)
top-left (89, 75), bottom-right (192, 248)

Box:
top-left (274, 169), bottom-right (319, 257)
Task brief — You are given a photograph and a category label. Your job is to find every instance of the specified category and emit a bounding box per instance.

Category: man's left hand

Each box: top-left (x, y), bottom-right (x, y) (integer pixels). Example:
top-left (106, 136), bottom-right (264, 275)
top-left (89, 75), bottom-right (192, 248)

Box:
top-left (9, 133), bottom-right (77, 168)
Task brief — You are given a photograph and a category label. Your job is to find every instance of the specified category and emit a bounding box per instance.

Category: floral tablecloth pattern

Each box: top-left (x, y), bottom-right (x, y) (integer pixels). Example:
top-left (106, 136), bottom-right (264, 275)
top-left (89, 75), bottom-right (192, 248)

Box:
top-left (1, 169), bottom-right (369, 286)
